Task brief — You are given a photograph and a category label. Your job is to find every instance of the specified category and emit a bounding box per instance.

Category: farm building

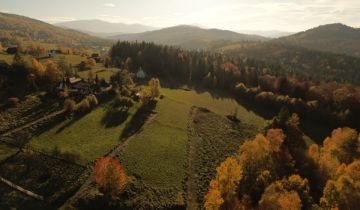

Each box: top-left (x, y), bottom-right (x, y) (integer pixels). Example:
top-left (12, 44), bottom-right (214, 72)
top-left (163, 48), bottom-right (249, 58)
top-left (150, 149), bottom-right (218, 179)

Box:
top-left (56, 77), bottom-right (92, 95)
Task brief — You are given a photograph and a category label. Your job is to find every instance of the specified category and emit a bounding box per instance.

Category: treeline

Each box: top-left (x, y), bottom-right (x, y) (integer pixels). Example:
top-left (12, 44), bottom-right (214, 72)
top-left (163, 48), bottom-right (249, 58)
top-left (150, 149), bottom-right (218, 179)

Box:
top-left (109, 41), bottom-right (360, 129)
top-left (217, 42), bottom-right (360, 85)
top-left (204, 109), bottom-right (360, 210)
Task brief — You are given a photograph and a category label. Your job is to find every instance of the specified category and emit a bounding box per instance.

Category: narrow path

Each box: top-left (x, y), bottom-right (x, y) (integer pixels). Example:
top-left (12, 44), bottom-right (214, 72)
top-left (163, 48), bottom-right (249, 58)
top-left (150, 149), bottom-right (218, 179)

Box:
top-left (186, 106), bottom-right (201, 210)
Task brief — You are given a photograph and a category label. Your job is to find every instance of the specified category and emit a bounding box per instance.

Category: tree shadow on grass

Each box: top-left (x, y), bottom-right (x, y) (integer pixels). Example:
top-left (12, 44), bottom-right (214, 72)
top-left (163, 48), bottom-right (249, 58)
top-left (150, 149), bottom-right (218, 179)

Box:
top-left (120, 100), bottom-right (157, 140)
top-left (55, 112), bottom-right (90, 134)
top-left (101, 108), bottom-right (129, 128)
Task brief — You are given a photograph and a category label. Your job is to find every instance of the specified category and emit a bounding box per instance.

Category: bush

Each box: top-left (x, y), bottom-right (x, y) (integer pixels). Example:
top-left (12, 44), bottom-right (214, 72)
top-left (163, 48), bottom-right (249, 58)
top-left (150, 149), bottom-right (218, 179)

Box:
top-left (7, 97), bottom-right (20, 107)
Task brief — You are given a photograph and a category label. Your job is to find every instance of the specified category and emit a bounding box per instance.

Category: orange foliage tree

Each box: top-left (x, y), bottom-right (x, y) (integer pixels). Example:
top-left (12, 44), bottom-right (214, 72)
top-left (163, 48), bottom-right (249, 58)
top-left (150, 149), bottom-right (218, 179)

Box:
top-left (259, 175), bottom-right (312, 210)
top-left (93, 156), bottom-right (128, 198)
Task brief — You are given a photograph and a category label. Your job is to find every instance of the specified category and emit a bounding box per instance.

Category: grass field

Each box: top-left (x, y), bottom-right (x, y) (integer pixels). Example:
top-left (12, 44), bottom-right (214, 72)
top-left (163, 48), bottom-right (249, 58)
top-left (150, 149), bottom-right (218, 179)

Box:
top-left (78, 67), bottom-right (119, 81)
top-left (0, 142), bottom-right (18, 161)
top-left (119, 87), bottom-right (266, 189)
top-left (28, 103), bottom-right (139, 165)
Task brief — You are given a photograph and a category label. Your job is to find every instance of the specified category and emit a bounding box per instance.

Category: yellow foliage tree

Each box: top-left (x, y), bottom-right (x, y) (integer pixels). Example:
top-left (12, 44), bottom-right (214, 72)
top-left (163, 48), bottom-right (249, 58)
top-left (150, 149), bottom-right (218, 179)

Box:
top-left (204, 157), bottom-right (242, 210)
top-left (31, 58), bottom-right (45, 77)
top-left (320, 160), bottom-right (360, 210)
top-left (87, 58), bottom-right (96, 67)
top-left (149, 78), bottom-right (161, 98)
top-left (44, 60), bottom-right (63, 90)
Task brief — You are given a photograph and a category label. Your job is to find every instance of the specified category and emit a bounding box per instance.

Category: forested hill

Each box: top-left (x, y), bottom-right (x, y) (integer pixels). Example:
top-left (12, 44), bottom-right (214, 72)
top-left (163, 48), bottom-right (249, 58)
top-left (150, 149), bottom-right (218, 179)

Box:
top-left (110, 25), bottom-right (268, 50)
top-left (276, 23), bottom-right (360, 57)
top-left (0, 12), bottom-right (112, 48)
top-left (215, 42), bottom-right (360, 85)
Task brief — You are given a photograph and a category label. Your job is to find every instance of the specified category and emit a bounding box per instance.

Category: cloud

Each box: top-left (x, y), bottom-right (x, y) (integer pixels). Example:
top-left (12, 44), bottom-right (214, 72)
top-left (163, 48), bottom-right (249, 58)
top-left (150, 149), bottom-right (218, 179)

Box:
top-left (103, 3), bottom-right (116, 7)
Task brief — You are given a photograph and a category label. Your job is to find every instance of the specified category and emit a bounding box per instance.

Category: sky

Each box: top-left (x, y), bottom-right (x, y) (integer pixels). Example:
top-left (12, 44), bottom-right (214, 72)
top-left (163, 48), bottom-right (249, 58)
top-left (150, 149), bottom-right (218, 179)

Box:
top-left (0, 0), bottom-right (359, 32)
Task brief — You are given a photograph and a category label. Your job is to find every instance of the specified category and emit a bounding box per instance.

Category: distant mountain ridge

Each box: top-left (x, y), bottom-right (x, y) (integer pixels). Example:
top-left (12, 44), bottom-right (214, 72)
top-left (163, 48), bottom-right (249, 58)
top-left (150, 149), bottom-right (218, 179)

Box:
top-left (109, 25), bottom-right (269, 49)
top-left (55, 19), bottom-right (157, 36)
top-left (0, 12), bottom-right (111, 48)
top-left (276, 23), bottom-right (360, 57)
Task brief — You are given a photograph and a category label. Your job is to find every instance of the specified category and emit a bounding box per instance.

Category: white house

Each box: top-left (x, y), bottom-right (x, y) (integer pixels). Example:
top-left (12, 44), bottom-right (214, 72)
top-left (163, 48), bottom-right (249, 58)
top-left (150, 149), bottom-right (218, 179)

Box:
top-left (136, 67), bottom-right (146, 79)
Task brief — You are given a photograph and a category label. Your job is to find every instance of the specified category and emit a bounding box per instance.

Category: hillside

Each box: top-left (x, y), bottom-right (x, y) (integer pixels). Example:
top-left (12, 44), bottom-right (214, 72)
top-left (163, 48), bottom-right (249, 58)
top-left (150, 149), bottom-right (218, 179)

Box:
top-left (55, 19), bottom-right (157, 37)
top-left (277, 23), bottom-right (360, 57)
top-left (0, 13), bottom-right (112, 49)
top-left (110, 25), bottom-right (268, 49)
top-left (216, 41), bottom-right (360, 84)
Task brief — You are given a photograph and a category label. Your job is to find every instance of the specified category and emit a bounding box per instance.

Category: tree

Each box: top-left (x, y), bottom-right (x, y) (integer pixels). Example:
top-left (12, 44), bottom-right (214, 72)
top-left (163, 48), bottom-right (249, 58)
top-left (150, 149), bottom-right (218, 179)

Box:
top-left (139, 90), bottom-right (150, 107)
top-left (0, 42), bottom-right (4, 52)
top-left (31, 58), bottom-right (45, 78)
top-left (309, 127), bottom-right (359, 182)
top-left (26, 43), bottom-right (45, 58)
top-left (204, 157), bottom-right (242, 210)
top-left (149, 78), bottom-right (161, 98)
top-left (16, 38), bottom-right (24, 53)
top-left (64, 99), bottom-right (76, 113)
top-left (320, 160), bottom-right (360, 210)
top-left (266, 128), bottom-right (286, 153)
top-left (87, 58), bottom-right (96, 67)
top-left (204, 181), bottom-right (224, 210)
top-left (44, 60), bottom-right (63, 91)
top-left (86, 94), bottom-right (99, 108)
top-left (259, 175), bottom-right (312, 210)
top-left (93, 157), bottom-right (128, 198)
top-left (79, 98), bottom-right (90, 113)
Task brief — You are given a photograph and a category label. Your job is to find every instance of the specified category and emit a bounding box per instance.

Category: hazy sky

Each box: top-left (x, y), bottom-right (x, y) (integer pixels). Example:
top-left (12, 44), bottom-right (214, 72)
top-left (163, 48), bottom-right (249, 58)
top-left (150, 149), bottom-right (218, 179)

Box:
top-left (0, 0), bottom-right (359, 32)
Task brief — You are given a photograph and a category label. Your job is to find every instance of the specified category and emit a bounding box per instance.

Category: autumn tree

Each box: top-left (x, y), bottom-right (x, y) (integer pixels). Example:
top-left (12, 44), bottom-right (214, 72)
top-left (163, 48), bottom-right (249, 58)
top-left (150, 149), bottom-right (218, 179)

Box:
top-left (139, 90), bottom-right (150, 107)
top-left (31, 58), bottom-right (45, 77)
top-left (149, 78), bottom-right (161, 98)
top-left (87, 58), bottom-right (96, 67)
top-left (0, 42), bottom-right (4, 52)
top-left (259, 175), bottom-right (312, 210)
top-left (94, 157), bottom-right (128, 199)
top-left (44, 60), bottom-right (63, 91)
top-left (237, 129), bottom-right (291, 205)
top-left (320, 160), bottom-right (360, 210)
top-left (204, 157), bottom-right (242, 210)
top-left (26, 43), bottom-right (45, 58)
top-left (309, 127), bottom-right (359, 183)
top-left (64, 99), bottom-right (76, 113)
